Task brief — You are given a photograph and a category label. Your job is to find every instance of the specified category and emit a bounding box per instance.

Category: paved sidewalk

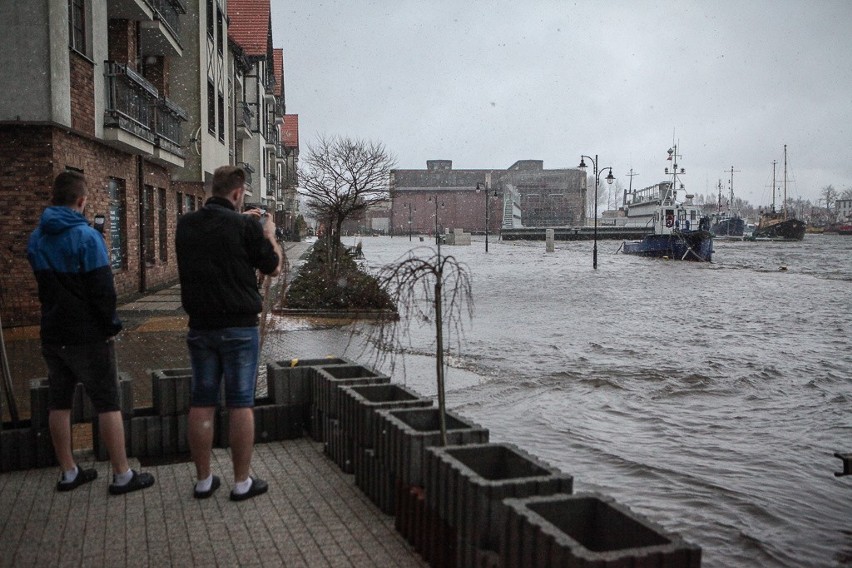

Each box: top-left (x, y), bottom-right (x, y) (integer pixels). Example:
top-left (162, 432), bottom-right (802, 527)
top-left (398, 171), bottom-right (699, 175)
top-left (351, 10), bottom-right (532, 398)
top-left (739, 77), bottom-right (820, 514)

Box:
top-left (0, 439), bottom-right (426, 567)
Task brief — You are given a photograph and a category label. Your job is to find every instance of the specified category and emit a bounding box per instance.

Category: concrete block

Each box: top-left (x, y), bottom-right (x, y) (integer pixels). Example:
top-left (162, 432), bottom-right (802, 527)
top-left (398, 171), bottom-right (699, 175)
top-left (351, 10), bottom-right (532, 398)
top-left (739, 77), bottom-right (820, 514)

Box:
top-left (29, 379), bottom-right (50, 430)
top-left (266, 357), bottom-right (351, 405)
top-left (150, 368), bottom-right (192, 416)
top-left (375, 407), bottom-right (489, 486)
top-left (425, 442), bottom-right (573, 565)
top-left (314, 364), bottom-right (390, 420)
top-left (339, 383), bottom-right (432, 449)
top-left (501, 493), bottom-right (702, 568)
top-left (176, 413), bottom-right (189, 453)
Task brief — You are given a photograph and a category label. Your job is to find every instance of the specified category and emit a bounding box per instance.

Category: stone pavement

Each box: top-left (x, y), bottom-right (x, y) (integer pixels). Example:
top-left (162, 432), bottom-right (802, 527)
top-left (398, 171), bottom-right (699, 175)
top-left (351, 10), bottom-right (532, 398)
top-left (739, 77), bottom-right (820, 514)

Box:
top-left (0, 440), bottom-right (426, 567)
top-left (2, 240), bottom-right (427, 567)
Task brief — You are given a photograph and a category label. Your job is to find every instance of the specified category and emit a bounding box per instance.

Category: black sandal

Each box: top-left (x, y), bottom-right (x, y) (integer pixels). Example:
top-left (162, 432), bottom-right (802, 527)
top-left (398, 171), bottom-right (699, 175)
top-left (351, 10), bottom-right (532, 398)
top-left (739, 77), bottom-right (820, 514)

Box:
top-left (56, 467), bottom-right (98, 492)
top-left (108, 470), bottom-right (155, 495)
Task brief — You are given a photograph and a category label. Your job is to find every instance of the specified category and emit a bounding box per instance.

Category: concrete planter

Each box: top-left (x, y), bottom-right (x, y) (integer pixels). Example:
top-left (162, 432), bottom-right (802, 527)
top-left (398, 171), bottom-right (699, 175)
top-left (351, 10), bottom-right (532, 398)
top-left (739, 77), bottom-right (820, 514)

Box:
top-left (266, 357), bottom-right (351, 406)
top-left (150, 368), bottom-right (193, 416)
top-left (425, 442), bottom-right (573, 567)
top-left (0, 421), bottom-right (55, 472)
top-left (501, 493), bottom-right (702, 568)
top-left (376, 407), bottom-right (489, 487)
top-left (339, 383), bottom-right (432, 449)
top-left (312, 364), bottom-right (390, 446)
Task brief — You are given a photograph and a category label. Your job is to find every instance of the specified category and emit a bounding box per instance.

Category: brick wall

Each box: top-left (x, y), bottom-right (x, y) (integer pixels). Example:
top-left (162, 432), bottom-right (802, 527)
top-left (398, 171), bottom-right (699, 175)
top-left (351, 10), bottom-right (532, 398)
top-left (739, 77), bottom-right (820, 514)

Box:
top-left (69, 51), bottom-right (95, 136)
top-left (0, 126), bottom-right (55, 326)
top-left (0, 125), bottom-right (195, 327)
top-left (108, 20), bottom-right (136, 68)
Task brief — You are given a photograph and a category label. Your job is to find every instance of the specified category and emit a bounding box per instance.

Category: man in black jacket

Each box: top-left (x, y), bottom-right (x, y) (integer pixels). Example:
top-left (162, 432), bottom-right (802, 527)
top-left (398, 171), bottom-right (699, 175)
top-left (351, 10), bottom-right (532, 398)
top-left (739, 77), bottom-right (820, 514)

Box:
top-left (27, 171), bottom-right (154, 494)
top-left (176, 166), bottom-right (282, 500)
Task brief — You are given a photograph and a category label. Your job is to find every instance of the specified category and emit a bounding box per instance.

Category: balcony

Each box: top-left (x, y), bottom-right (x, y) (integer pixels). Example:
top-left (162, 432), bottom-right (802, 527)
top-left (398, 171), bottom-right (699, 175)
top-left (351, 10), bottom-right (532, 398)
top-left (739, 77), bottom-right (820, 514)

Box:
top-left (103, 61), bottom-right (186, 166)
top-left (152, 97), bottom-right (187, 167)
top-left (108, 0), bottom-right (154, 21)
top-left (139, 0), bottom-right (184, 57)
top-left (103, 62), bottom-right (158, 154)
top-left (236, 102), bottom-right (253, 139)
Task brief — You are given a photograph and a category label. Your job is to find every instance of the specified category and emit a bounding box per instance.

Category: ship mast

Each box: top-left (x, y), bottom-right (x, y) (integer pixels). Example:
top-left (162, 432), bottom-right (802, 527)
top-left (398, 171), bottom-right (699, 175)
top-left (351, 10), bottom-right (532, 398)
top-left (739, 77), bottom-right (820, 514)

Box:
top-left (727, 165), bottom-right (740, 213)
top-left (771, 160), bottom-right (777, 213)
top-left (783, 144), bottom-right (788, 220)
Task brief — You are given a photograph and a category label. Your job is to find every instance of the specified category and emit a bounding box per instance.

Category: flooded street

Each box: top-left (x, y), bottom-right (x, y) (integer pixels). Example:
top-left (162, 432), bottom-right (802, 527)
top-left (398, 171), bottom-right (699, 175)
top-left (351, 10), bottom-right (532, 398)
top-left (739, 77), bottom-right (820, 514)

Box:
top-left (263, 234), bottom-right (852, 568)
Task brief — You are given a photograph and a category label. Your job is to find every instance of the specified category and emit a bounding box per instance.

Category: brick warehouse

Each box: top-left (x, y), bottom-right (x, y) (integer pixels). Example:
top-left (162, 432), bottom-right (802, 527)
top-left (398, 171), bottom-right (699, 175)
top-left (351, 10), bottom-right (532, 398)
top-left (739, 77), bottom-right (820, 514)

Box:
top-left (0, 0), bottom-right (298, 327)
top-left (389, 160), bottom-right (587, 237)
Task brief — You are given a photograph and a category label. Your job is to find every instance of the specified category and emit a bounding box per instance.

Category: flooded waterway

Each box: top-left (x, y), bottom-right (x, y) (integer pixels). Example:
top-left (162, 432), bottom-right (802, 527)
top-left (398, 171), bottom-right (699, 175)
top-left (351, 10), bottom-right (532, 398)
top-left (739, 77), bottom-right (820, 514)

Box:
top-left (265, 233), bottom-right (852, 568)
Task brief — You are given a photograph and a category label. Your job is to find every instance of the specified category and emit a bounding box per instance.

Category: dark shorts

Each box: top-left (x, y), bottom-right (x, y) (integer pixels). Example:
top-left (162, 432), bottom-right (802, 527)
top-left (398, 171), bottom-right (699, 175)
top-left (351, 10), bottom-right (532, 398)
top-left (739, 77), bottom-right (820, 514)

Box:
top-left (42, 340), bottom-right (121, 413)
top-left (186, 327), bottom-right (259, 408)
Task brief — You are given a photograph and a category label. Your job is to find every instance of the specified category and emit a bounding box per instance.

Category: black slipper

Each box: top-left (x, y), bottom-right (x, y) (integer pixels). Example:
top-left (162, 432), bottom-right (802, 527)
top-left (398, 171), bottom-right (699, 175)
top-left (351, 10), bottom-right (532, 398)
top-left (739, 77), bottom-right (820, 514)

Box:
top-left (56, 467), bottom-right (98, 492)
top-left (108, 470), bottom-right (155, 495)
top-left (193, 475), bottom-right (221, 499)
top-left (229, 477), bottom-right (268, 501)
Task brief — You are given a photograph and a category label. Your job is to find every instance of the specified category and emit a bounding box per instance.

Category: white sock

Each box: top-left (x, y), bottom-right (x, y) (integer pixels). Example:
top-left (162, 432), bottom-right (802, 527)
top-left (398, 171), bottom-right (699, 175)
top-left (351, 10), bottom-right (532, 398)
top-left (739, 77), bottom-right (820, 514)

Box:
top-left (195, 474), bottom-right (213, 492)
top-left (233, 477), bottom-right (252, 495)
top-left (113, 469), bottom-right (133, 486)
top-left (61, 465), bottom-right (79, 483)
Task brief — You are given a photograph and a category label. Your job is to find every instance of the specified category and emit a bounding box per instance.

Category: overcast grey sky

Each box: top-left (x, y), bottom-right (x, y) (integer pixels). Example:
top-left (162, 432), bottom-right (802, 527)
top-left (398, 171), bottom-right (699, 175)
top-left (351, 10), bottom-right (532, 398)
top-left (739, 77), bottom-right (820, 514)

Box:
top-left (271, 0), bottom-right (852, 206)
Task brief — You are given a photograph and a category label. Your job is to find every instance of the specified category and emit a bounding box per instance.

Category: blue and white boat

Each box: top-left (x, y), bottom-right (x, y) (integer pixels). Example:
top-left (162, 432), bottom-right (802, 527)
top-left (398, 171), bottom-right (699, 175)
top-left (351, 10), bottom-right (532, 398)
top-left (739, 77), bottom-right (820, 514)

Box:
top-left (621, 145), bottom-right (713, 261)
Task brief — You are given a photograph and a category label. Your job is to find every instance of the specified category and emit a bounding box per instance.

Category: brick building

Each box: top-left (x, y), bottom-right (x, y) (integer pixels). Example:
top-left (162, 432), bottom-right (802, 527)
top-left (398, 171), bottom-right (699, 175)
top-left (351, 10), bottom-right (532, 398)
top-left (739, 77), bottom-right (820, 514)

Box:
top-left (0, 0), bottom-right (297, 327)
top-left (388, 160), bottom-right (586, 237)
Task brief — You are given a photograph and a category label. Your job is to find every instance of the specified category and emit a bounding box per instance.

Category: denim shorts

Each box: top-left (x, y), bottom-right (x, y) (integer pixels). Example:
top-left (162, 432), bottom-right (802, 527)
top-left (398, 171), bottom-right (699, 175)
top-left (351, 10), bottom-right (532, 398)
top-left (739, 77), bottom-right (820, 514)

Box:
top-left (186, 327), bottom-right (260, 408)
top-left (41, 340), bottom-right (121, 413)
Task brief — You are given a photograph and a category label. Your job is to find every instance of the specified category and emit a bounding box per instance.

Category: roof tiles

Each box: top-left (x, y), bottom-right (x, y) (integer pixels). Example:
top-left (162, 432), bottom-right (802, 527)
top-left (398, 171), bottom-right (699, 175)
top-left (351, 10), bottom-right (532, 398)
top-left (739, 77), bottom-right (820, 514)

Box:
top-left (227, 0), bottom-right (270, 57)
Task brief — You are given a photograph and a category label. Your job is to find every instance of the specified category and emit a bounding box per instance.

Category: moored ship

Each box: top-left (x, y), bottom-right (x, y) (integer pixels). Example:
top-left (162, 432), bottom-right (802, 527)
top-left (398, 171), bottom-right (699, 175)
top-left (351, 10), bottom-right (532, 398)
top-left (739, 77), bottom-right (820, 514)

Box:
top-left (621, 145), bottom-right (713, 261)
top-left (751, 145), bottom-right (805, 241)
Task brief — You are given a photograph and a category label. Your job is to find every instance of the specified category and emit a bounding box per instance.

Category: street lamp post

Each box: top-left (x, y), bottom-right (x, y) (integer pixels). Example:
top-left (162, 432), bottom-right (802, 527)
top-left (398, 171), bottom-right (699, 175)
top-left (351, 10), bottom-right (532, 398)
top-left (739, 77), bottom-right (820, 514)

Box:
top-left (476, 182), bottom-right (500, 253)
top-left (407, 202), bottom-right (413, 241)
top-left (578, 155), bottom-right (615, 269)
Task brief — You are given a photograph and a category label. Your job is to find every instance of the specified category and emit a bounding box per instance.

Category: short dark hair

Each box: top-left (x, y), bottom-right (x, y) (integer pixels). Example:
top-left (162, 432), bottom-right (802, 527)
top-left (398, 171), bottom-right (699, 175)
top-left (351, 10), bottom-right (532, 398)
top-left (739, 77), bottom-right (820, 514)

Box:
top-left (52, 171), bottom-right (87, 206)
top-left (211, 166), bottom-right (246, 197)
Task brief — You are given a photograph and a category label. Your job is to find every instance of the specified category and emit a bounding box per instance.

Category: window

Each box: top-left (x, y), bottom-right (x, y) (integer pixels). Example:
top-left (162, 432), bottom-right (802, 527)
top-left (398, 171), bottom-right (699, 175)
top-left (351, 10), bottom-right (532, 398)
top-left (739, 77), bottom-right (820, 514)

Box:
top-left (216, 8), bottom-right (224, 55)
top-left (107, 179), bottom-right (127, 270)
top-left (158, 188), bottom-right (168, 262)
top-left (218, 91), bottom-right (225, 142)
top-left (68, 0), bottom-right (86, 53)
top-left (207, 80), bottom-right (215, 134)
top-left (176, 192), bottom-right (183, 217)
top-left (206, 0), bottom-right (214, 39)
top-left (185, 194), bottom-right (195, 212)
top-left (143, 186), bottom-right (156, 265)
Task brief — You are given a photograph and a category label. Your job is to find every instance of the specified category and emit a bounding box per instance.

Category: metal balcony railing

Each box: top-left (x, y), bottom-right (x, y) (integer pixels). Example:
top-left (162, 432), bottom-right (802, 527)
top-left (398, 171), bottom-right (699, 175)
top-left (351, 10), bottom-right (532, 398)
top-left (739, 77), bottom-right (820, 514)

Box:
top-left (239, 101), bottom-right (253, 130)
top-left (155, 97), bottom-right (187, 155)
top-left (150, 0), bottom-right (184, 40)
top-left (104, 61), bottom-right (158, 143)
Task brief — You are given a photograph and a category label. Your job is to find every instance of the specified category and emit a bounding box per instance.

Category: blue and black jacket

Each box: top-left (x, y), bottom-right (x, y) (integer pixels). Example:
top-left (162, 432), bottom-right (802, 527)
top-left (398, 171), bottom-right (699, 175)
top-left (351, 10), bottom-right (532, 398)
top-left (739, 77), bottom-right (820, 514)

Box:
top-left (27, 206), bottom-right (123, 345)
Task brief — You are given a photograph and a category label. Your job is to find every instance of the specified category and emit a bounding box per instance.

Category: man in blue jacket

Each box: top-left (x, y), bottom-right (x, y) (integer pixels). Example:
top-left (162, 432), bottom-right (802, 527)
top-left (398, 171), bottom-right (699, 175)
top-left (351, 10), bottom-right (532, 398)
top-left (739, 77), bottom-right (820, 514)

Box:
top-left (27, 171), bottom-right (154, 494)
top-left (176, 165), bottom-right (281, 501)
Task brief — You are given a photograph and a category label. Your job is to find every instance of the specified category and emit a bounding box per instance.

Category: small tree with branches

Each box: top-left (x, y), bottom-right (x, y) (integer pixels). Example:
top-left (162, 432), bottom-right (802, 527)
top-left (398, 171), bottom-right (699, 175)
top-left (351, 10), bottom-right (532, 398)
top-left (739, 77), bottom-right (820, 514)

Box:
top-left (361, 246), bottom-right (473, 445)
top-left (300, 135), bottom-right (396, 273)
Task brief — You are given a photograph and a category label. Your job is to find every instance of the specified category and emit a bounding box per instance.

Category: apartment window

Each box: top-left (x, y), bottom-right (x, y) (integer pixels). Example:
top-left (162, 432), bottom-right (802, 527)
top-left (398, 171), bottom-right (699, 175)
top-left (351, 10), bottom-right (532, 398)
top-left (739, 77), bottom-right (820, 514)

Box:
top-left (206, 0), bottom-right (214, 39)
top-left (218, 91), bottom-right (225, 142)
top-left (216, 8), bottom-right (224, 55)
top-left (107, 178), bottom-right (127, 270)
top-left (143, 186), bottom-right (156, 265)
top-left (207, 80), bottom-right (215, 134)
top-left (184, 194), bottom-right (195, 212)
top-left (158, 188), bottom-right (168, 262)
top-left (68, 0), bottom-right (86, 54)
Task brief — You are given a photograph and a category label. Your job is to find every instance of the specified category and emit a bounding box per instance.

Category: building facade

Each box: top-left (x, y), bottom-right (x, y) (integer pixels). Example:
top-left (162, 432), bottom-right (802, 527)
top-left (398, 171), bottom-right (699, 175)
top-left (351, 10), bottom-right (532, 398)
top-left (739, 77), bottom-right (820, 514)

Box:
top-left (0, 0), bottom-right (297, 327)
top-left (389, 160), bottom-right (586, 237)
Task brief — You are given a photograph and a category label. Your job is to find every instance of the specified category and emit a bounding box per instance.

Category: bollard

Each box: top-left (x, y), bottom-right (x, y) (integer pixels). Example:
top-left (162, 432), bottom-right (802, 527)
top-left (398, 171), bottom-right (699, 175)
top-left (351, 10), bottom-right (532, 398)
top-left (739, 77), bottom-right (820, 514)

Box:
top-left (546, 228), bottom-right (555, 252)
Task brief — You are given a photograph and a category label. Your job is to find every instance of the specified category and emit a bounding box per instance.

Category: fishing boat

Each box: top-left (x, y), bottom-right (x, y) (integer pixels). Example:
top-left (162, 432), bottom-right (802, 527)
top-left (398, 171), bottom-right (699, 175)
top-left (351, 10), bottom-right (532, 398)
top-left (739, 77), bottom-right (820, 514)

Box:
top-left (621, 145), bottom-right (713, 261)
top-left (709, 169), bottom-right (745, 238)
top-left (751, 145), bottom-right (805, 241)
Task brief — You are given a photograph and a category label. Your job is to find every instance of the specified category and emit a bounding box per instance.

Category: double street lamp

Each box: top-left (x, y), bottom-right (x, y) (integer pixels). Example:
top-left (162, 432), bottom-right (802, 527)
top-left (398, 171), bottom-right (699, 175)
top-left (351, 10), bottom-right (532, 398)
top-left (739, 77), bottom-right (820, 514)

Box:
top-left (476, 182), bottom-right (500, 252)
top-left (578, 155), bottom-right (615, 269)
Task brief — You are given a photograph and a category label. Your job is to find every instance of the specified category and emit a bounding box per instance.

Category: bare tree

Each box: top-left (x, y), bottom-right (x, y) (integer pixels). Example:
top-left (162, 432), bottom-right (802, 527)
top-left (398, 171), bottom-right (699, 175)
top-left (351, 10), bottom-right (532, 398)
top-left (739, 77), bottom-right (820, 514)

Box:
top-left (300, 135), bottom-right (396, 271)
top-left (361, 247), bottom-right (473, 445)
top-left (821, 184), bottom-right (838, 212)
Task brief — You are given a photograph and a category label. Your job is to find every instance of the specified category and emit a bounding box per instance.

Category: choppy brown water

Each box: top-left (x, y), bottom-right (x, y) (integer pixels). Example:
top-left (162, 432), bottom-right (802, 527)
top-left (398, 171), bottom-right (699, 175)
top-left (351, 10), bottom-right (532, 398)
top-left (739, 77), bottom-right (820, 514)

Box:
top-left (264, 234), bottom-right (852, 568)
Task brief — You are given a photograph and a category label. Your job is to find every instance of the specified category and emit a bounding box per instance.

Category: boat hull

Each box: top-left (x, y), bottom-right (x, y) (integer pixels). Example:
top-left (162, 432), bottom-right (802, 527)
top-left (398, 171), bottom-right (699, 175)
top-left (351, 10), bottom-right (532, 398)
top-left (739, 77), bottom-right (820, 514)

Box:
top-left (623, 231), bottom-right (713, 261)
top-left (751, 218), bottom-right (806, 240)
top-left (710, 216), bottom-right (745, 237)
